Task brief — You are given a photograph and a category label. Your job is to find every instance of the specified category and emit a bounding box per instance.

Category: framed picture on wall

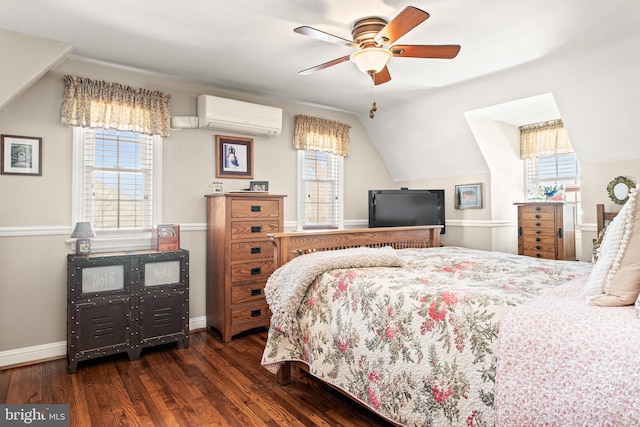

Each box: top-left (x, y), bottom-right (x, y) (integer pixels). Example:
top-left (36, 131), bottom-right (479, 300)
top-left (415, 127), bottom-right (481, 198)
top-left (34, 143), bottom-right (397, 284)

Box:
top-left (215, 135), bottom-right (253, 179)
top-left (1, 134), bottom-right (42, 176)
top-left (454, 183), bottom-right (483, 209)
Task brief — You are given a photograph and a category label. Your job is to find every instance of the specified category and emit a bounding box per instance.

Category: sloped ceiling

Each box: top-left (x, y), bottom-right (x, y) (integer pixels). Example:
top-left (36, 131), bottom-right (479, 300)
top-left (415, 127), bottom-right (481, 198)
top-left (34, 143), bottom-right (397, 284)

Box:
top-left (0, 0), bottom-right (639, 180)
top-left (0, 29), bottom-right (72, 111)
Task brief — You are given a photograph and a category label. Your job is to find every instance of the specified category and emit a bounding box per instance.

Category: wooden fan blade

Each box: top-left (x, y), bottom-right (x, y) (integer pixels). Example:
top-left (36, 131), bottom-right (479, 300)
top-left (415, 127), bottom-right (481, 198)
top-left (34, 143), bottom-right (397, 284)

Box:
top-left (294, 26), bottom-right (359, 48)
top-left (375, 6), bottom-right (429, 46)
top-left (371, 66), bottom-right (391, 85)
top-left (299, 55), bottom-right (351, 75)
top-left (391, 44), bottom-right (461, 59)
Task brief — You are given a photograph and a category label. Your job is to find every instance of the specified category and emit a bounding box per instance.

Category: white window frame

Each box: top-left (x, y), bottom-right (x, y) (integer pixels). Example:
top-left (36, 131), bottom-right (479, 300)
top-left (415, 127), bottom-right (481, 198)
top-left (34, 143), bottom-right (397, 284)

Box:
top-left (72, 127), bottom-right (163, 251)
top-left (524, 152), bottom-right (580, 199)
top-left (297, 150), bottom-right (344, 231)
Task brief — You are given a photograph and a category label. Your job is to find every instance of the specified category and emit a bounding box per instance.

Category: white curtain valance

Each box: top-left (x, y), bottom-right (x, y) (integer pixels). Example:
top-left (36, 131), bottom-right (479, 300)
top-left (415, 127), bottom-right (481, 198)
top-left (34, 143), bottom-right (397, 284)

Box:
top-left (294, 115), bottom-right (351, 157)
top-left (61, 75), bottom-right (171, 138)
top-left (520, 119), bottom-right (572, 159)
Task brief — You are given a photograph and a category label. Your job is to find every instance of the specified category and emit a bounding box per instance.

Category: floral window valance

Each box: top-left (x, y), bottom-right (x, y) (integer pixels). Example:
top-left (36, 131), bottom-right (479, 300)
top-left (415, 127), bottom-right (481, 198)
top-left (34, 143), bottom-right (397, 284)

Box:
top-left (294, 115), bottom-right (351, 157)
top-left (61, 75), bottom-right (171, 137)
top-left (519, 119), bottom-right (572, 159)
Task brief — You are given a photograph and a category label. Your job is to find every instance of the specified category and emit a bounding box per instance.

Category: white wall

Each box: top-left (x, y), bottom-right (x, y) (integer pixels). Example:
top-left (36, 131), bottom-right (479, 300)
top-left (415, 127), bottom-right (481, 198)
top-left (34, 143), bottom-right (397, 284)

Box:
top-left (0, 58), bottom-right (397, 356)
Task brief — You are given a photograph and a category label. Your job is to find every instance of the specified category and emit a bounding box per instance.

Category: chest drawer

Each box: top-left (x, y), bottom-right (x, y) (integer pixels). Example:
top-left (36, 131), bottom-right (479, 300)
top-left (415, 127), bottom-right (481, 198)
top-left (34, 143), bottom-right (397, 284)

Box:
top-left (520, 205), bottom-right (556, 219)
top-left (523, 249), bottom-right (556, 260)
top-left (231, 199), bottom-right (280, 218)
top-left (231, 240), bottom-right (274, 261)
top-left (231, 302), bottom-right (271, 327)
top-left (519, 217), bottom-right (555, 229)
top-left (231, 283), bottom-right (267, 304)
top-left (231, 259), bottom-right (276, 283)
top-left (231, 220), bottom-right (280, 240)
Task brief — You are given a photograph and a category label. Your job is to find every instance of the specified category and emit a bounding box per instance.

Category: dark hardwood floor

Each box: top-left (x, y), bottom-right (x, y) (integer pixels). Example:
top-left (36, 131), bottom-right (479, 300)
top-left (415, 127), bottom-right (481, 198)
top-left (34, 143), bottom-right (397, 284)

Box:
top-left (0, 329), bottom-right (395, 426)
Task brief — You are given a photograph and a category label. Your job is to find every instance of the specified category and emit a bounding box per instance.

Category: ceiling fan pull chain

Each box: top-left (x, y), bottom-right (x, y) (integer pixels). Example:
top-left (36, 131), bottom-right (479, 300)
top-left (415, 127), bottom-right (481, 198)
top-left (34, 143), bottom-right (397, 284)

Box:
top-left (369, 81), bottom-right (376, 119)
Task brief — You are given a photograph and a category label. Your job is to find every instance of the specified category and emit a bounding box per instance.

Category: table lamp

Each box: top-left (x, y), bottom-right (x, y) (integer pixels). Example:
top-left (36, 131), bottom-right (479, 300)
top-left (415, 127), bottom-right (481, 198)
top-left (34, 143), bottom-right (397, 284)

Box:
top-left (71, 222), bottom-right (96, 255)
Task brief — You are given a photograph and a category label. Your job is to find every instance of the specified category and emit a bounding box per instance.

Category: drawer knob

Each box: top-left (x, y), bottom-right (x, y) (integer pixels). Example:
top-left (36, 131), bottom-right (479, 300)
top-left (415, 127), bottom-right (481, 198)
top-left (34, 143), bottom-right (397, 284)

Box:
top-left (251, 267), bottom-right (262, 275)
top-left (536, 237), bottom-right (541, 242)
top-left (535, 230), bottom-right (541, 234)
top-left (536, 245), bottom-right (541, 250)
top-left (535, 206), bottom-right (541, 211)
top-left (251, 309), bottom-right (262, 317)
top-left (251, 205), bottom-right (262, 212)
top-left (535, 222), bottom-right (541, 226)
top-left (250, 226), bottom-right (262, 233)
top-left (535, 214), bottom-right (540, 219)
top-left (250, 288), bottom-right (262, 296)
top-left (250, 247), bottom-right (262, 254)
top-left (536, 253), bottom-right (542, 258)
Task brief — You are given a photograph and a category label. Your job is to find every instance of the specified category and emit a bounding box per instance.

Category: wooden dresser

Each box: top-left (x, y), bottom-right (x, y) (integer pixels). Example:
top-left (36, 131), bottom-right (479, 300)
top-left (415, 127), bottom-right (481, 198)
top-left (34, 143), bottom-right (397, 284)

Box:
top-left (515, 202), bottom-right (576, 260)
top-left (205, 193), bottom-right (285, 342)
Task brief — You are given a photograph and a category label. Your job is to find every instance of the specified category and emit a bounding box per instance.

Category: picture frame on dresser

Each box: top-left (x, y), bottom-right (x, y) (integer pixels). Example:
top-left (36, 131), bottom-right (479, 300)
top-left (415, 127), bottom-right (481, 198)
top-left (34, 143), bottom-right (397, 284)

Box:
top-left (1, 134), bottom-right (42, 176)
top-left (215, 135), bottom-right (253, 179)
top-left (250, 181), bottom-right (269, 192)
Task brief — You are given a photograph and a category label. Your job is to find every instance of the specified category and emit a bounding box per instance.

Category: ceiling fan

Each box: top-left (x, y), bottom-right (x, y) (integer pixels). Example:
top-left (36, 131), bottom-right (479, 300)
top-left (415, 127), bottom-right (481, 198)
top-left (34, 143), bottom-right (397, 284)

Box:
top-left (294, 6), bottom-right (460, 85)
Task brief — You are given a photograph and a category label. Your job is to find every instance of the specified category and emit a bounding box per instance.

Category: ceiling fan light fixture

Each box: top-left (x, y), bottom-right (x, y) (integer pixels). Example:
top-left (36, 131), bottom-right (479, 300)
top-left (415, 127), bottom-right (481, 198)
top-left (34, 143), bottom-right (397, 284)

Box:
top-left (350, 48), bottom-right (392, 74)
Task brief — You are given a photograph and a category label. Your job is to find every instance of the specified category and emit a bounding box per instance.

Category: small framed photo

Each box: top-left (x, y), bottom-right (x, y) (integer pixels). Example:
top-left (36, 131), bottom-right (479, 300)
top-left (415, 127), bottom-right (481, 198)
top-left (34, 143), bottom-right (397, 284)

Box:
top-left (250, 181), bottom-right (269, 192)
top-left (215, 135), bottom-right (253, 179)
top-left (454, 183), bottom-right (483, 209)
top-left (1, 134), bottom-right (42, 176)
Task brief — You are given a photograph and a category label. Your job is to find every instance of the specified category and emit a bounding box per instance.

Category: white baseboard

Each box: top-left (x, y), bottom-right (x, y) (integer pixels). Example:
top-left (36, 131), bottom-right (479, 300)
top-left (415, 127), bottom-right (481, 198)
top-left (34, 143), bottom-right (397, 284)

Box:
top-left (0, 316), bottom-right (208, 369)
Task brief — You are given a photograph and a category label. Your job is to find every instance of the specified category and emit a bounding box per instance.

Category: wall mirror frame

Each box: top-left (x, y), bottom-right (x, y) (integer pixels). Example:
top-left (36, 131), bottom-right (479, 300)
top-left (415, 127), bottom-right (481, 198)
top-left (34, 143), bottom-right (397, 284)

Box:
top-left (607, 176), bottom-right (636, 205)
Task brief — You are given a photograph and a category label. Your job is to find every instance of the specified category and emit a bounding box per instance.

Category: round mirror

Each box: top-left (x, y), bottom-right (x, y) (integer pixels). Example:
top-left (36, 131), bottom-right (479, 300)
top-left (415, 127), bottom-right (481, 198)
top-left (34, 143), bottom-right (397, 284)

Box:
top-left (607, 176), bottom-right (636, 205)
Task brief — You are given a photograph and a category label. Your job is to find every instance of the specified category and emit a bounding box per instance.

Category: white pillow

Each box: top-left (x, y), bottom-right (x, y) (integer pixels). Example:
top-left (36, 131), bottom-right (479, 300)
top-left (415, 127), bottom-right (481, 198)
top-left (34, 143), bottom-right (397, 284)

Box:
top-left (583, 187), bottom-right (640, 306)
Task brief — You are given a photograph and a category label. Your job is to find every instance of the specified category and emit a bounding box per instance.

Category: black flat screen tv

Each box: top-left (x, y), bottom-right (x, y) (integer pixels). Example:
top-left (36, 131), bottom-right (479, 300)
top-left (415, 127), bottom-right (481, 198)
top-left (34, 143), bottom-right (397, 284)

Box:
top-left (368, 189), bottom-right (445, 233)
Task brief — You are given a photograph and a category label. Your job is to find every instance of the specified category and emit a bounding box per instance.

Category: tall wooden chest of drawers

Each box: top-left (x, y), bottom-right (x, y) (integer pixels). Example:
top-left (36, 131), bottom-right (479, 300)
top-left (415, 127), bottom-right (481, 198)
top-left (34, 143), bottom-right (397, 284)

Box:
top-left (205, 193), bottom-right (285, 342)
top-left (515, 202), bottom-right (576, 260)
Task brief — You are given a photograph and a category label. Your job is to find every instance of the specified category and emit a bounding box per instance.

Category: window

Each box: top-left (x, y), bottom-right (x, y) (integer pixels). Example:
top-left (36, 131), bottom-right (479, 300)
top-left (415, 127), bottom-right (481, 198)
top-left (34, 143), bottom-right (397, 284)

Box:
top-left (525, 152), bottom-right (580, 192)
top-left (73, 127), bottom-right (162, 241)
top-left (297, 150), bottom-right (343, 230)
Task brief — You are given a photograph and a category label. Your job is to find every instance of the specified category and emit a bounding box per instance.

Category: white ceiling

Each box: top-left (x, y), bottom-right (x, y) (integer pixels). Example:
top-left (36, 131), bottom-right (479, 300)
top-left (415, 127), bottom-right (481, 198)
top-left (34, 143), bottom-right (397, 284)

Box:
top-left (1, 0), bottom-right (636, 117)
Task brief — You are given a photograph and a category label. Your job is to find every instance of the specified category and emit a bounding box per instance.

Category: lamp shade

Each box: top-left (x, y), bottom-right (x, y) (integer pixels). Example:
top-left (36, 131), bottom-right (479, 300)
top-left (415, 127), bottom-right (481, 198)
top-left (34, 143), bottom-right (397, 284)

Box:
top-left (70, 222), bottom-right (96, 239)
top-left (350, 48), bottom-right (392, 74)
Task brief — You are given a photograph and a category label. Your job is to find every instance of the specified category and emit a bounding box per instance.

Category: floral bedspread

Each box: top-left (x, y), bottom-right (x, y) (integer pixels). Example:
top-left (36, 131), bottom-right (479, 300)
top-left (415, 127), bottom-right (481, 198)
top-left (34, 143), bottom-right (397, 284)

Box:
top-left (495, 277), bottom-right (640, 426)
top-left (261, 246), bottom-right (592, 427)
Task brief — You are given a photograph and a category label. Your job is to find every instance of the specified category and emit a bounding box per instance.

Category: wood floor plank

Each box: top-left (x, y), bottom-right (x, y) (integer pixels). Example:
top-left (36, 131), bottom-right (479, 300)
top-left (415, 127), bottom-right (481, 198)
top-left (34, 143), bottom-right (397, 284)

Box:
top-left (0, 329), bottom-right (395, 426)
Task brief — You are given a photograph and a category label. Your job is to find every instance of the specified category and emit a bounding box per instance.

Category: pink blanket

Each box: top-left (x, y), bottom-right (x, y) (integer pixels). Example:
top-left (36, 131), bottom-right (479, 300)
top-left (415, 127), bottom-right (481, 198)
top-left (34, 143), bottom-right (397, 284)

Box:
top-left (495, 277), bottom-right (640, 426)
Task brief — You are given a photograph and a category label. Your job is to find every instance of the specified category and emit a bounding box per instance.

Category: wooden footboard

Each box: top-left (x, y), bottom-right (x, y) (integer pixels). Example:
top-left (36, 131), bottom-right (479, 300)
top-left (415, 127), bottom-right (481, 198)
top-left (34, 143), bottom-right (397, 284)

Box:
top-left (267, 225), bottom-right (441, 385)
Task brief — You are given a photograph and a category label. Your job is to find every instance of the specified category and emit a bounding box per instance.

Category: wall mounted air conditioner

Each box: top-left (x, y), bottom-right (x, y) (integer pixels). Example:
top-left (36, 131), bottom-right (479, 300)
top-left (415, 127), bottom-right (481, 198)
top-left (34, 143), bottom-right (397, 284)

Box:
top-left (197, 94), bottom-right (283, 136)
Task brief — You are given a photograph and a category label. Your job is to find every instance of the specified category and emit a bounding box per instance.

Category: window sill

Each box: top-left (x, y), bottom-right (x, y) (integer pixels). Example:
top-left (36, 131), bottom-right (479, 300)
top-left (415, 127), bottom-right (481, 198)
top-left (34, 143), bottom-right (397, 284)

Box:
top-left (66, 234), bottom-right (154, 254)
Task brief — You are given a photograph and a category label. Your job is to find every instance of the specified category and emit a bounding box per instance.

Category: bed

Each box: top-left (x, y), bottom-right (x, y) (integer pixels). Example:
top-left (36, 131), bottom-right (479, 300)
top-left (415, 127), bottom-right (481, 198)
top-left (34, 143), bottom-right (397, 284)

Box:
top-left (261, 203), bottom-right (640, 426)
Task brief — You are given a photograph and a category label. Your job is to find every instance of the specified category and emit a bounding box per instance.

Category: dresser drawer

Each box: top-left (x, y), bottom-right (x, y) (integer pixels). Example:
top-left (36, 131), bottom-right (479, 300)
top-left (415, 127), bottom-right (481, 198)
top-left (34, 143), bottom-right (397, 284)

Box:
top-left (523, 249), bottom-right (556, 260)
top-left (519, 218), bottom-right (555, 229)
top-left (231, 259), bottom-right (275, 283)
top-left (520, 204), bottom-right (556, 217)
top-left (231, 302), bottom-right (271, 327)
top-left (231, 199), bottom-right (281, 218)
top-left (523, 241), bottom-right (556, 253)
top-left (231, 220), bottom-right (280, 240)
top-left (231, 240), bottom-right (274, 261)
top-left (520, 234), bottom-right (556, 245)
top-left (231, 283), bottom-right (266, 304)
top-left (521, 226), bottom-right (556, 238)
